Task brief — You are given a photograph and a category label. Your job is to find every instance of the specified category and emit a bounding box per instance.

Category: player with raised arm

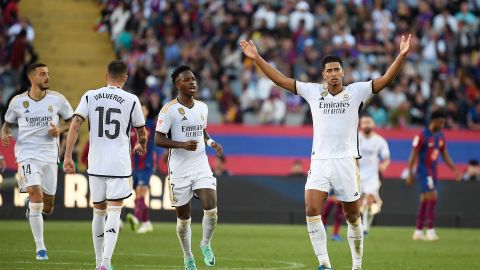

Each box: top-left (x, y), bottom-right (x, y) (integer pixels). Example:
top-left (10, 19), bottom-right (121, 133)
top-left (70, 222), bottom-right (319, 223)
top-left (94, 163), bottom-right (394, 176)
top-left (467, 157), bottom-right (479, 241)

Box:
top-left (63, 61), bottom-right (147, 270)
top-left (154, 65), bottom-right (223, 270)
top-left (241, 35), bottom-right (411, 270)
top-left (2, 63), bottom-right (73, 260)
top-left (406, 110), bottom-right (461, 241)
top-left (358, 115), bottom-right (390, 236)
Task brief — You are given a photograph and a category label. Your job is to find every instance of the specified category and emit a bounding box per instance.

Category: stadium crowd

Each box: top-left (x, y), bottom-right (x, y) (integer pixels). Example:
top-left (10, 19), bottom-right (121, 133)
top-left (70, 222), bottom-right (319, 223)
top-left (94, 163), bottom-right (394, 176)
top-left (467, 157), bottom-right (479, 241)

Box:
top-left (94, 0), bottom-right (480, 129)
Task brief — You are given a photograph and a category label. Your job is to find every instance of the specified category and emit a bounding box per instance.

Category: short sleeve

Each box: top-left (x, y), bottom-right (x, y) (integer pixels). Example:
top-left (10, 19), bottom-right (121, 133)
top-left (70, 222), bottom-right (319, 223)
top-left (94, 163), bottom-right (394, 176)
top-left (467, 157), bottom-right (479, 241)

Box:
top-left (379, 138), bottom-right (390, 160)
top-left (203, 104), bottom-right (208, 129)
top-left (156, 105), bottom-right (172, 134)
top-left (74, 93), bottom-right (89, 119)
top-left (4, 99), bottom-right (18, 124)
top-left (412, 133), bottom-right (424, 152)
top-left (59, 96), bottom-right (74, 120)
top-left (351, 80), bottom-right (373, 103)
top-left (131, 98), bottom-right (145, 128)
top-left (295, 81), bottom-right (320, 103)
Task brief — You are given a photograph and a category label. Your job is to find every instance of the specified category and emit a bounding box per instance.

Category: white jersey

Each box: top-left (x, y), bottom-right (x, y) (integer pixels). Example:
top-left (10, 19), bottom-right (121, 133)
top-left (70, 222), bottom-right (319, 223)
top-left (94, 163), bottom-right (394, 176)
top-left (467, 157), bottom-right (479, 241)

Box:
top-left (358, 132), bottom-right (390, 182)
top-left (75, 86), bottom-right (145, 177)
top-left (156, 98), bottom-right (211, 178)
top-left (5, 90), bottom-right (73, 163)
top-left (296, 80), bottom-right (373, 159)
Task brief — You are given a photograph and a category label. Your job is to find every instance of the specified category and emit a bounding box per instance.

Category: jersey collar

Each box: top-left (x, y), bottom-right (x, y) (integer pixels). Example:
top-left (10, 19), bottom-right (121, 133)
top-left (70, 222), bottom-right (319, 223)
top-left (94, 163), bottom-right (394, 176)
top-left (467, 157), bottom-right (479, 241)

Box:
top-left (27, 89), bottom-right (48, 102)
top-left (176, 97), bottom-right (195, 109)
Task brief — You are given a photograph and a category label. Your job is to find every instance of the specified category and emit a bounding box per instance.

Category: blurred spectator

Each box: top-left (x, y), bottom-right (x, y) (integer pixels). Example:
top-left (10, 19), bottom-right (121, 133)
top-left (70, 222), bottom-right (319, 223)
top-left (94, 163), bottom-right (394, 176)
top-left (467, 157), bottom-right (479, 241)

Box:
top-left (92, 0), bottom-right (480, 130)
top-left (259, 89), bottom-right (286, 125)
top-left (213, 156), bottom-right (231, 177)
top-left (463, 159), bottom-right (480, 181)
top-left (467, 101), bottom-right (480, 130)
top-left (289, 160), bottom-right (306, 177)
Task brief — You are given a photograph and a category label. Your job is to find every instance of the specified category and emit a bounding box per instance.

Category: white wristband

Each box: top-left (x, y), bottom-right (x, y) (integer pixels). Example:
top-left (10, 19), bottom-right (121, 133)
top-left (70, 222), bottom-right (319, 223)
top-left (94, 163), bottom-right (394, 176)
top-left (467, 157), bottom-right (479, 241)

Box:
top-left (207, 139), bottom-right (215, 147)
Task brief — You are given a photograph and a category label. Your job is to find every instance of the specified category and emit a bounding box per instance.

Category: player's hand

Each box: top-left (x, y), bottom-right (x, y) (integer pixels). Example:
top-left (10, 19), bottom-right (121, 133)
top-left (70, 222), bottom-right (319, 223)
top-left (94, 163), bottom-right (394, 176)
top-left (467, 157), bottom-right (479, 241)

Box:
top-left (454, 169), bottom-right (462, 182)
top-left (182, 140), bottom-right (198, 151)
top-left (399, 34), bottom-right (412, 57)
top-left (2, 131), bottom-right (12, 147)
top-left (134, 143), bottom-right (147, 156)
top-left (406, 173), bottom-right (414, 187)
top-left (240, 40), bottom-right (259, 60)
top-left (63, 157), bottom-right (75, 174)
top-left (211, 141), bottom-right (223, 156)
top-left (48, 122), bottom-right (60, 137)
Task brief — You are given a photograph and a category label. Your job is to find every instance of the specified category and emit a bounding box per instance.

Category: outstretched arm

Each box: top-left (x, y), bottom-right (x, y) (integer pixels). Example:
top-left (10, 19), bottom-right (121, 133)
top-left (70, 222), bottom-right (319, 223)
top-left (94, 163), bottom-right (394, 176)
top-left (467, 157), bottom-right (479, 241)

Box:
top-left (372, 34), bottom-right (412, 94)
top-left (240, 40), bottom-right (296, 93)
top-left (63, 115), bottom-right (84, 174)
top-left (441, 148), bottom-right (462, 181)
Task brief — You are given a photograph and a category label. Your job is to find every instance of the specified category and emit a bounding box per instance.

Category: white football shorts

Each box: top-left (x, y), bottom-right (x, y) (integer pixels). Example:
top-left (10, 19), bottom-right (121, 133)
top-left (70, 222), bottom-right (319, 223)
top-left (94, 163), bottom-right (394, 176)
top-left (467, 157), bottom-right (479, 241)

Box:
top-left (360, 176), bottom-right (381, 196)
top-left (168, 171), bottom-right (217, 207)
top-left (89, 176), bottom-right (132, 204)
top-left (305, 157), bottom-right (361, 202)
top-left (18, 159), bottom-right (58, 195)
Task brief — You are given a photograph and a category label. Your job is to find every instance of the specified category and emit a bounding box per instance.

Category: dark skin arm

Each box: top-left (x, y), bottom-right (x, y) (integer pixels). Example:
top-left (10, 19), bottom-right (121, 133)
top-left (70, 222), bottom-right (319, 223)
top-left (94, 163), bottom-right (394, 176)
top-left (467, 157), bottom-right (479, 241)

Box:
top-left (204, 129), bottom-right (223, 156)
top-left (441, 148), bottom-right (462, 181)
top-left (154, 131), bottom-right (198, 151)
top-left (406, 147), bottom-right (419, 186)
top-left (372, 34), bottom-right (412, 93)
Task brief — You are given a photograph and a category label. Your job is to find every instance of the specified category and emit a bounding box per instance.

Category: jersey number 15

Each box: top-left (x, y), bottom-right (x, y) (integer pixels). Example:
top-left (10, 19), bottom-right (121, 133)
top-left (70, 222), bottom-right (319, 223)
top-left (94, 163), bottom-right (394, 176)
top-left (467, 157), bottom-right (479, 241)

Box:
top-left (95, 106), bottom-right (121, 139)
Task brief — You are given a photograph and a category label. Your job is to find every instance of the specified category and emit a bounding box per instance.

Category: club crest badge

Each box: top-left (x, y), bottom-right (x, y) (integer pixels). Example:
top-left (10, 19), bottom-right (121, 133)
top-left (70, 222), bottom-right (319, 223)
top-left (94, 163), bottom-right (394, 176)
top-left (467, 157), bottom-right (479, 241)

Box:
top-left (321, 90), bottom-right (328, 97)
top-left (343, 94), bottom-right (349, 101)
top-left (48, 105), bottom-right (53, 112)
top-left (178, 108), bottom-right (185, 115)
top-left (23, 101), bottom-right (29, 108)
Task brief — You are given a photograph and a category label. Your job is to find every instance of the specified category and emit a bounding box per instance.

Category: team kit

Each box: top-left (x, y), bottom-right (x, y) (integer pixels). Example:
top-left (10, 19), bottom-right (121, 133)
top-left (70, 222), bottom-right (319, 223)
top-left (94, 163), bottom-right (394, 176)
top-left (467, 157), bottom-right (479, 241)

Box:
top-left (4, 35), bottom-right (458, 270)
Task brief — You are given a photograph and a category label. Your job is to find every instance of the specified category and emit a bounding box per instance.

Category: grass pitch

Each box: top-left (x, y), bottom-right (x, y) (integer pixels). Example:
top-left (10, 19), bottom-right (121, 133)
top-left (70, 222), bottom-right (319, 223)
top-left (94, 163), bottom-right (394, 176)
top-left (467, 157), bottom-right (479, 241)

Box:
top-left (0, 221), bottom-right (479, 270)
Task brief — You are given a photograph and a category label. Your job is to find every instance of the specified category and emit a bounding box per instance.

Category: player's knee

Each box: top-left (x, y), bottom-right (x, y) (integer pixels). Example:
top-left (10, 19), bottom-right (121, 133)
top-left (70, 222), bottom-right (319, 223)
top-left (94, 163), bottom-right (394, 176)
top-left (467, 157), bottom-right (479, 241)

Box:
top-left (344, 211), bottom-right (360, 223)
top-left (42, 206), bottom-right (54, 215)
top-left (306, 205), bottom-right (322, 216)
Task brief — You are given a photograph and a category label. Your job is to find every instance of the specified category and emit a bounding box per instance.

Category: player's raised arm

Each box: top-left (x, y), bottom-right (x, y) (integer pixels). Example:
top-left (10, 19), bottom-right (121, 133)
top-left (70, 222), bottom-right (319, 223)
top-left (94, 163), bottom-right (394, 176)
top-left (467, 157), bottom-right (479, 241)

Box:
top-left (154, 131), bottom-right (198, 151)
top-left (372, 34), bottom-right (412, 94)
top-left (240, 40), bottom-right (295, 93)
top-left (63, 115), bottom-right (84, 174)
top-left (204, 129), bottom-right (223, 157)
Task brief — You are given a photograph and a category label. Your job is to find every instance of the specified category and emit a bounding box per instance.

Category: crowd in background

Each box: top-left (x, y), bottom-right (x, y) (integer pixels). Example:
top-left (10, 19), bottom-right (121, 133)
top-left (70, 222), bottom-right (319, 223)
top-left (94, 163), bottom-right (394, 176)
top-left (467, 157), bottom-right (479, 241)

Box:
top-left (0, 0), bottom-right (37, 119)
top-left (95, 0), bottom-right (480, 129)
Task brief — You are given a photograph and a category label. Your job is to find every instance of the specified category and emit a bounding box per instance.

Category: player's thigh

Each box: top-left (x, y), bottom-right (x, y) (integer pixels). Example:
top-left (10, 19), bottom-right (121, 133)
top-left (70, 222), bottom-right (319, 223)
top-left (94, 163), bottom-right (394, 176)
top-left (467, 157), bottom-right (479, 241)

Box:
top-left (305, 159), bottom-right (332, 193)
top-left (331, 157), bottom-right (361, 203)
top-left (192, 172), bottom-right (217, 210)
top-left (89, 176), bottom-right (108, 205)
top-left (41, 162), bottom-right (58, 196)
top-left (18, 160), bottom-right (42, 198)
top-left (133, 168), bottom-right (153, 190)
top-left (105, 177), bottom-right (132, 203)
top-left (417, 175), bottom-right (437, 193)
top-left (169, 175), bottom-right (194, 208)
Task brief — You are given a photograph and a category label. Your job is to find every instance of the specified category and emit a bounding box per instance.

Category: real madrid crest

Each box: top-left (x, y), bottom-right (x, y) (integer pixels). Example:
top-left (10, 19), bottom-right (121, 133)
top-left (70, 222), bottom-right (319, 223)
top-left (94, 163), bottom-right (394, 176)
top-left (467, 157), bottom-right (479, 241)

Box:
top-left (343, 94), bottom-right (349, 101)
top-left (178, 108), bottom-right (185, 115)
top-left (23, 101), bottom-right (29, 108)
top-left (48, 105), bottom-right (53, 112)
top-left (321, 90), bottom-right (328, 97)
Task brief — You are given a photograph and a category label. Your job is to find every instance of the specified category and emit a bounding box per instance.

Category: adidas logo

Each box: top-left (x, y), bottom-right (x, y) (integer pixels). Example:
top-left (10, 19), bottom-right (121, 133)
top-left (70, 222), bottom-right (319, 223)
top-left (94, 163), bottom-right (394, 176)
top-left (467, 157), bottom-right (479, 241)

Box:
top-left (181, 116), bottom-right (188, 121)
top-left (354, 192), bottom-right (359, 196)
top-left (24, 110), bottom-right (30, 113)
top-left (320, 97), bottom-right (325, 100)
top-left (97, 233), bottom-right (104, 238)
top-left (106, 228), bottom-right (116, 234)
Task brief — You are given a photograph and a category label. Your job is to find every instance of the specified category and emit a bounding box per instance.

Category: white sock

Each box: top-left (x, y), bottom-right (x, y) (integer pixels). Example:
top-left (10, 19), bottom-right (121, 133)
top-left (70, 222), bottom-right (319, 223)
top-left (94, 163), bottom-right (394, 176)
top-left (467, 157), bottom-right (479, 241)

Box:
top-left (177, 218), bottom-right (193, 259)
top-left (347, 218), bottom-right (363, 270)
top-left (102, 206), bottom-right (122, 268)
top-left (201, 207), bottom-right (218, 247)
top-left (361, 208), bottom-right (368, 232)
top-left (29, 202), bottom-right (46, 252)
top-left (306, 216), bottom-right (331, 268)
top-left (92, 208), bottom-right (106, 268)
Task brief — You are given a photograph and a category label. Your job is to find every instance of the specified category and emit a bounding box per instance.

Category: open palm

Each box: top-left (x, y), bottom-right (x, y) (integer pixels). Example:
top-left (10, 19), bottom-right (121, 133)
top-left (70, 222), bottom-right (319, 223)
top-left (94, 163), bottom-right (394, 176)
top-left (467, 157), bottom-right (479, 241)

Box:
top-left (399, 34), bottom-right (412, 56)
top-left (240, 40), bottom-right (258, 59)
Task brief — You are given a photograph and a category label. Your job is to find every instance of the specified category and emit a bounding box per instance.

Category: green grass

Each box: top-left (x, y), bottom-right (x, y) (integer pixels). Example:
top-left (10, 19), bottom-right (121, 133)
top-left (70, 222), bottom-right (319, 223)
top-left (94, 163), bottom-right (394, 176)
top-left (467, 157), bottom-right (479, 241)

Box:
top-left (0, 221), bottom-right (479, 270)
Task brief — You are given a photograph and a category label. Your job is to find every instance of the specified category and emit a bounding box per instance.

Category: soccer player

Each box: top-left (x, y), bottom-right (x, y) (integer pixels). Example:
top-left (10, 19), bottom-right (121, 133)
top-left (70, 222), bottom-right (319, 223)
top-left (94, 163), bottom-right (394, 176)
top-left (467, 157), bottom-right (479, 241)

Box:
top-left (126, 102), bottom-right (156, 233)
top-left (358, 115), bottom-right (390, 236)
top-left (241, 35), bottom-right (411, 270)
top-left (63, 61), bottom-right (147, 270)
top-left (154, 65), bottom-right (223, 270)
top-left (406, 110), bottom-right (461, 241)
top-left (2, 63), bottom-right (74, 260)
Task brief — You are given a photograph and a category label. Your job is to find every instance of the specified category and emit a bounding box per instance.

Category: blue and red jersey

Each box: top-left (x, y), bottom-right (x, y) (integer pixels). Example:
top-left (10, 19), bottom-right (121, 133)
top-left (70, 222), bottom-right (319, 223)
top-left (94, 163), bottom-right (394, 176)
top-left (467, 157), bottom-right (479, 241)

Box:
top-left (131, 118), bottom-right (156, 170)
top-left (412, 128), bottom-right (446, 180)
